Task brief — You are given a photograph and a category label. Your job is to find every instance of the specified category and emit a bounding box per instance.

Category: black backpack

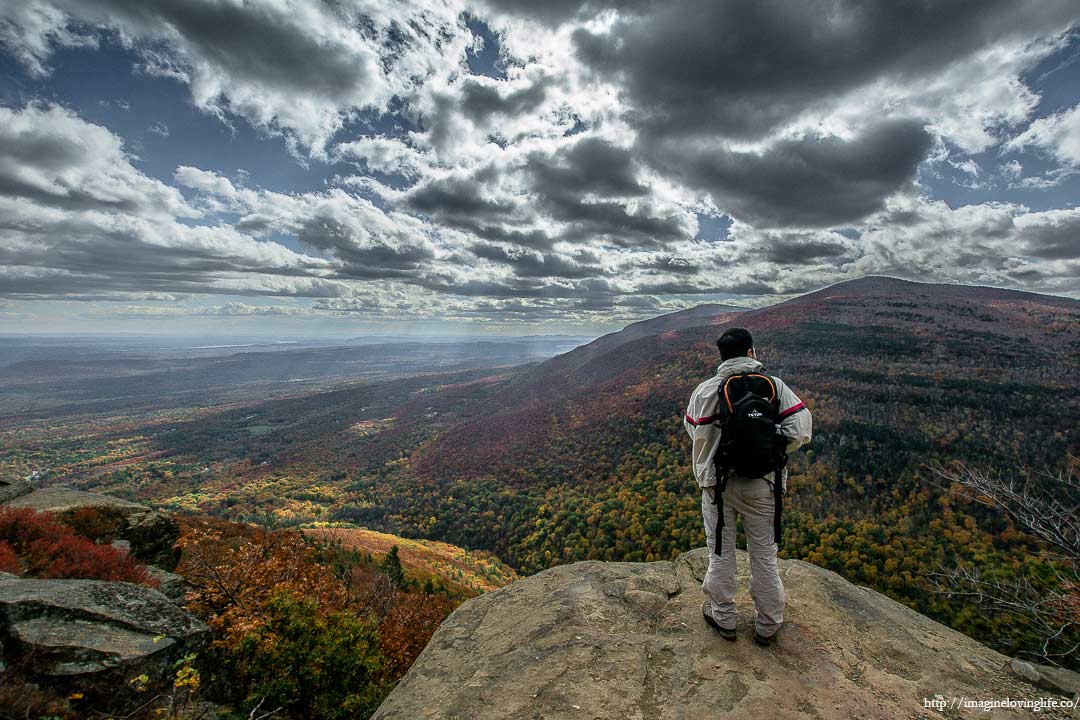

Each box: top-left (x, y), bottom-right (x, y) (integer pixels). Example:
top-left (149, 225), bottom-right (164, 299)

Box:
top-left (711, 372), bottom-right (788, 556)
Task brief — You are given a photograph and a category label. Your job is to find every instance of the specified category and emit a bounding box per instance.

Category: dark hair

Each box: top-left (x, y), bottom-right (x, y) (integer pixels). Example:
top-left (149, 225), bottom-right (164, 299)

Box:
top-left (716, 328), bottom-right (754, 360)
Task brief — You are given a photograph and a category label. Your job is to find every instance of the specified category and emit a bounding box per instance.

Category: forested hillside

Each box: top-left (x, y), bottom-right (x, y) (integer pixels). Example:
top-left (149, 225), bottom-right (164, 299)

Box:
top-left (4, 276), bottom-right (1077, 667)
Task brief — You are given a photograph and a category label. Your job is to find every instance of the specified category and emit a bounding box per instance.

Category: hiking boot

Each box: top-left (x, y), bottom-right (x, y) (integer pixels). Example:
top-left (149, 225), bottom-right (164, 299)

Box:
top-left (702, 602), bottom-right (736, 641)
top-left (753, 629), bottom-right (779, 647)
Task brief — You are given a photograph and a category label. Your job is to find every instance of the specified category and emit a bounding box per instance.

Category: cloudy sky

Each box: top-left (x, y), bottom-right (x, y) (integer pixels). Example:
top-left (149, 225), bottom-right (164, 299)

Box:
top-left (0, 0), bottom-right (1078, 336)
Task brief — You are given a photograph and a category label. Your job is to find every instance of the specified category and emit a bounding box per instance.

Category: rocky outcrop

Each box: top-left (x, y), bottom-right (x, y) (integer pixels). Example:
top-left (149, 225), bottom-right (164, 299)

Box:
top-left (0, 575), bottom-right (208, 700)
top-left (145, 565), bottom-right (187, 602)
top-left (374, 548), bottom-right (1078, 720)
top-left (0, 478), bottom-right (32, 504)
top-left (1008, 659), bottom-right (1080, 698)
top-left (4, 486), bottom-right (180, 569)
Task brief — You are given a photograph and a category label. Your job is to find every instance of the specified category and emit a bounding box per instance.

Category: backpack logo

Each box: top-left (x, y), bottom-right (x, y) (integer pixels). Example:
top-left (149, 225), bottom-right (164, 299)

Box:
top-left (748, 409), bottom-right (763, 418)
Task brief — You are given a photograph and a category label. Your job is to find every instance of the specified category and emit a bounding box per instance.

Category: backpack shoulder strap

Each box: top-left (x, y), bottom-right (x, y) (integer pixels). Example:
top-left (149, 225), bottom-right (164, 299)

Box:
top-left (720, 371), bottom-right (778, 413)
top-left (753, 373), bottom-right (778, 403)
top-left (739, 373), bottom-right (777, 400)
top-left (719, 373), bottom-right (746, 414)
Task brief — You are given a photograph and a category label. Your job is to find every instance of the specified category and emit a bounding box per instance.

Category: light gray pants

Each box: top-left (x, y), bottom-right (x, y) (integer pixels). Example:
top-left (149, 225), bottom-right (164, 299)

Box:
top-left (701, 478), bottom-right (785, 637)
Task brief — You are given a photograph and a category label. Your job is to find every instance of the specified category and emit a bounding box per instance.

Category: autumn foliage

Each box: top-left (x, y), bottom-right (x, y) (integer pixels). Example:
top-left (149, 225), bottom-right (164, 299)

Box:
top-left (62, 505), bottom-right (128, 544)
top-left (0, 507), bottom-right (154, 585)
top-left (175, 517), bottom-right (454, 719)
top-left (0, 540), bottom-right (17, 574)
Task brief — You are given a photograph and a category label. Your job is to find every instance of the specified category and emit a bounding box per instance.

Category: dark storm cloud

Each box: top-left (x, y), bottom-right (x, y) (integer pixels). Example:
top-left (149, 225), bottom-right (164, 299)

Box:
top-left (526, 137), bottom-right (647, 198)
top-left (460, 79), bottom-right (548, 123)
top-left (470, 242), bottom-right (603, 278)
top-left (554, 0), bottom-right (1077, 228)
top-left (417, 271), bottom-right (624, 302)
top-left (480, 0), bottom-right (592, 26)
top-left (406, 171), bottom-right (516, 219)
top-left (46, 0), bottom-right (377, 100)
top-left (647, 119), bottom-right (933, 227)
top-left (525, 138), bottom-right (687, 246)
top-left (551, 200), bottom-right (687, 247)
top-left (763, 235), bottom-right (853, 265)
top-left (402, 138), bottom-right (689, 248)
top-left (1020, 215), bottom-right (1080, 259)
top-left (481, 0), bottom-right (650, 27)
top-left (637, 279), bottom-right (780, 296)
top-left (403, 170), bottom-right (547, 245)
top-left (572, 0), bottom-right (1079, 141)
top-left (635, 255), bottom-right (700, 275)
top-left (1008, 267), bottom-right (1048, 281)
top-left (467, 225), bottom-right (558, 249)
top-left (297, 216), bottom-right (434, 279)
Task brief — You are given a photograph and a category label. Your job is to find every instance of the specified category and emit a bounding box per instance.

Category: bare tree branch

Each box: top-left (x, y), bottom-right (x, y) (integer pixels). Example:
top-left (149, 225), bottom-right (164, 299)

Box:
top-left (928, 461), bottom-right (1079, 560)
top-left (929, 562), bottom-right (1079, 665)
top-left (925, 460), bottom-right (1079, 666)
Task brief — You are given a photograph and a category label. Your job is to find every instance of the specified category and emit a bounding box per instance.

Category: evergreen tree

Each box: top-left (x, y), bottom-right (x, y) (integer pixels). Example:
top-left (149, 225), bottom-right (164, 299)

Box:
top-left (383, 546), bottom-right (406, 591)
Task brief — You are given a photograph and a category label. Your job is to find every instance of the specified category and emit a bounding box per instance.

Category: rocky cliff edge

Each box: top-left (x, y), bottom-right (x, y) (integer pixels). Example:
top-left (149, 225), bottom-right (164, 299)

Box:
top-left (373, 548), bottom-right (1078, 720)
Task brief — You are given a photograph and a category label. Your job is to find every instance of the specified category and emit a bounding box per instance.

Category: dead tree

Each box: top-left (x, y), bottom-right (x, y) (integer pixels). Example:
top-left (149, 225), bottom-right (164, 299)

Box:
top-left (927, 461), bottom-right (1079, 666)
top-left (932, 462), bottom-right (1078, 559)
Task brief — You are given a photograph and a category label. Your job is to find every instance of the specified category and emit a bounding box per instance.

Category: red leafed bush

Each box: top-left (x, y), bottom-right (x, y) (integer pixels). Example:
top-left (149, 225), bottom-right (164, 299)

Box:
top-left (63, 506), bottom-right (126, 543)
top-left (0, 541), bottom-right (17, 574)
top-left (0, 507), bottom-right (155, 586)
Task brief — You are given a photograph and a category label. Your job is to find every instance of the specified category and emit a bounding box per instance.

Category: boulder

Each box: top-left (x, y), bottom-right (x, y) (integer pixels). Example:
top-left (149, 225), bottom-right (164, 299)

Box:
top-left (0, 575), bottom-right (208, 701)
top-left (0, 479), bottom-right (32, 504)
top-left (4, 486), bottom-right (180, 570)
top-left (1008, 659), bottom-right (1080, 698)
top-left (374, 548), bottom-right (1076, 720)
top-left (145, 565), bottom-right (187, 602)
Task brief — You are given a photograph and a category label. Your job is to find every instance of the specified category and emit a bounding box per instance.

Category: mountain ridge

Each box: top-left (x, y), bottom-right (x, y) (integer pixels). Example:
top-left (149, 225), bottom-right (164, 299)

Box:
top-left (410, 275), bottom-right (1079, 486)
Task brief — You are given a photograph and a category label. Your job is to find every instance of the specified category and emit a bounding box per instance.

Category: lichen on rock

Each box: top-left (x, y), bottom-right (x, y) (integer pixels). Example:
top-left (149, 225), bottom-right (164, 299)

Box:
top-left (0, 575), bottom-right (208, 703)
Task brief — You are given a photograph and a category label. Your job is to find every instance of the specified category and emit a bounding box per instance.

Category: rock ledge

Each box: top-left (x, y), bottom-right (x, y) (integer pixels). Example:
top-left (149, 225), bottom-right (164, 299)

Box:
top-left (374, 548), bottom-right (1077, 720)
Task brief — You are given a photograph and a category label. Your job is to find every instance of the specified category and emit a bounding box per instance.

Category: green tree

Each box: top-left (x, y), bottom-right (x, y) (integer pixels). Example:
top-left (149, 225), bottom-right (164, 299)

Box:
top-left (383, 546), bottom-right (406, 591)
top-left (235, 592), bottom-right (387, 720)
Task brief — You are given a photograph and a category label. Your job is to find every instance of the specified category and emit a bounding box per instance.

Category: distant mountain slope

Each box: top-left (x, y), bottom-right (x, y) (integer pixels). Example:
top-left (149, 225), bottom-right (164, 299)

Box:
top-left (748, 275), bottom-right (1079, 338)
top-left (303, 527), bottom-right (518, 595)
top-left (412, 276), bottom-right (1078, 483)
top-left (489, 302), bottom-right (744, 400)
top-left (573, 302), bottom-right (743, 358)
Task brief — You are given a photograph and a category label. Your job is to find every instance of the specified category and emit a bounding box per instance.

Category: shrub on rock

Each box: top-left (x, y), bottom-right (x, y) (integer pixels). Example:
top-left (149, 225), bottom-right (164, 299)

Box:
top-left (0, 507), bottom-right (155, 586)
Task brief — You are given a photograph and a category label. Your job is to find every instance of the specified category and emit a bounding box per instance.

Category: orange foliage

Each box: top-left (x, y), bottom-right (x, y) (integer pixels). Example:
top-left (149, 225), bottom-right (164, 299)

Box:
top-left (176, 523), bottom-right (345, 645)
top-left (174, 519), bottom-right (455, 717)
top-left (376, 597), bottom-right (452, 678)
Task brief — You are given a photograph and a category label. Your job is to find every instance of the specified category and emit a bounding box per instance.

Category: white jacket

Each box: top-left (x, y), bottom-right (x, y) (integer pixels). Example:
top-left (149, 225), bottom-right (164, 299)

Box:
top-left (684, 356), bottom-right (812, 488)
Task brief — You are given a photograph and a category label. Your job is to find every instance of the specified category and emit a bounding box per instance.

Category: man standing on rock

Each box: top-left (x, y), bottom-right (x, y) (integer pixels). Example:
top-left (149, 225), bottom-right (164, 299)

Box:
top-left (684, 328), bottom-right (812, 645)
